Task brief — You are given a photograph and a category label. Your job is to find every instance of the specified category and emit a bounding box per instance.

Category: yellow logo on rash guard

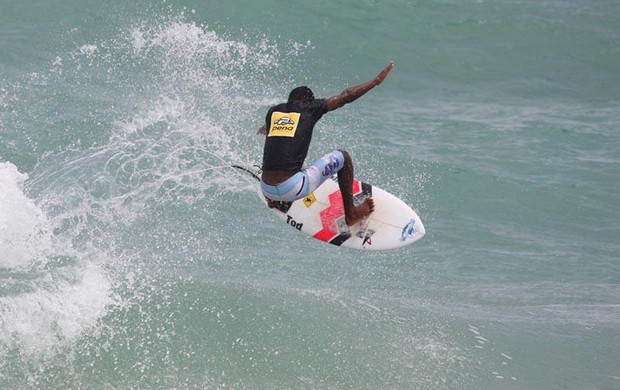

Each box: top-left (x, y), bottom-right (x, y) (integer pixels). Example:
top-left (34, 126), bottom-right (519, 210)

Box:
top-left (268, 111), bottom-right (300, 137)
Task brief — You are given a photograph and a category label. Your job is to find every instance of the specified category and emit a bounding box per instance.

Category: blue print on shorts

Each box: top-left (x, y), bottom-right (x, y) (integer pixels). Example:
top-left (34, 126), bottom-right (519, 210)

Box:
top-left (322, 156), bottom-right (340, 176)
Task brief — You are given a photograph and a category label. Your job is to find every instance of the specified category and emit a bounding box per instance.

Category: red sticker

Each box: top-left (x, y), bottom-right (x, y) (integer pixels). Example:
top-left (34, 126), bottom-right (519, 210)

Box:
top-left (313, 180), bottom-right (361, 242)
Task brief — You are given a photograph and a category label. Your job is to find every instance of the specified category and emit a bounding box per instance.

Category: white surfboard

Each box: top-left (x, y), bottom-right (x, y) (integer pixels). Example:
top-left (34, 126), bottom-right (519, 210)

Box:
top-left (255, 172), bottom-right (425, 250)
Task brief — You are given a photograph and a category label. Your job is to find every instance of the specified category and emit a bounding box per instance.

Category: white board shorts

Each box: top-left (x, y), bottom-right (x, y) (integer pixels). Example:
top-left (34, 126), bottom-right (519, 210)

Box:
top-left (260, 150), bottom-right (345, 202)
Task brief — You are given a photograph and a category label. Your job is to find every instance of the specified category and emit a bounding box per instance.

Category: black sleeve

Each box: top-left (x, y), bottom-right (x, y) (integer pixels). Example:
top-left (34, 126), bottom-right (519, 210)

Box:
top-left (311, 99), bottom-right (329, 118)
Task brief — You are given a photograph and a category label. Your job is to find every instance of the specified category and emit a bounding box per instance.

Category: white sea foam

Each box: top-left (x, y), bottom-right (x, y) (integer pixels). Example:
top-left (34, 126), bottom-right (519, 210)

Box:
top-left (0, 162), bottom-right (52, 268)
top-left (0, 162), bottom-right (112, 356)
top-left (0, 262), bottom-right (110, 355)
top-left (79, 44), bottom-right (98, 57)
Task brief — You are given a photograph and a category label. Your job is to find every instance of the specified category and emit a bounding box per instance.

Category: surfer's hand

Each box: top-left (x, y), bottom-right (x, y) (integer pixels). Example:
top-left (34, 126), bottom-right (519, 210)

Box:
top-left (257, 125), bottom-right (267, 135)
top-left (375, 61), bottom-right (394, 85)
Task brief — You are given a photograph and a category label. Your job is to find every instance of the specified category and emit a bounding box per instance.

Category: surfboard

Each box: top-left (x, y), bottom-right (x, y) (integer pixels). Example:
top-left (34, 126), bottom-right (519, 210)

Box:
top-left (233, 166), bottom-right (425, 250)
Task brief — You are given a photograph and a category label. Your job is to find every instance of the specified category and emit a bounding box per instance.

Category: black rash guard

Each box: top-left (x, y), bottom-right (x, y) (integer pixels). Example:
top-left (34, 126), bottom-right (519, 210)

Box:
top-left (262, 98), bottom-right (328, 171)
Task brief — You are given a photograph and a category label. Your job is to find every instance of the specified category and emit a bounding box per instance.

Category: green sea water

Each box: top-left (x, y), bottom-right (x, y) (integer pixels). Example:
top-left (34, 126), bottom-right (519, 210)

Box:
top-left (1, 0), bottom-right (619, 389)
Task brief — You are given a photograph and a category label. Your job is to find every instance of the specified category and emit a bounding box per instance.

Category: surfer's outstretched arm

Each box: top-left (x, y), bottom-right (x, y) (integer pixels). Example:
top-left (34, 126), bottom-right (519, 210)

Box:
top-left (326, 61), bottom-right (394, 112)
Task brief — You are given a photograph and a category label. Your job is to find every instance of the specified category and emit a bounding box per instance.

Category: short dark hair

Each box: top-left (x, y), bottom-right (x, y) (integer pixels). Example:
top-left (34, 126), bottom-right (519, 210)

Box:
top-left (288, 86), bottom-right (315, 103)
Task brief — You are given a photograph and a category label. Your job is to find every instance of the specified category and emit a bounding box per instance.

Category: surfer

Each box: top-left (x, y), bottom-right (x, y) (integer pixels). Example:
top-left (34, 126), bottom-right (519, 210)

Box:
top-left (258, 61), bottom-right (395, 226)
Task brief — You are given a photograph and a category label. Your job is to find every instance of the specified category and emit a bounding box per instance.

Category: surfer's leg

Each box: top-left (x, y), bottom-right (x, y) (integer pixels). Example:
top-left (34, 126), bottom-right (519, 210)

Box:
top-left (303, 151), bottom-right (345, 192)
top-left (336, 150), bottom-right (375, 226)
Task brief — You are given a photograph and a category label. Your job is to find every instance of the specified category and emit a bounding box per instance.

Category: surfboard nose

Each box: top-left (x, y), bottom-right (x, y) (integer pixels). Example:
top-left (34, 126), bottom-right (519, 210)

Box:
top-left (415, 217), bottom-right (426, 240)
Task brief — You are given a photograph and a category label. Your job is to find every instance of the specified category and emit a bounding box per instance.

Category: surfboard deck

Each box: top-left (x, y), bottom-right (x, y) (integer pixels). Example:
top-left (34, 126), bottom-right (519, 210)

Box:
top-left (259, 175), bottom-right (425, 250)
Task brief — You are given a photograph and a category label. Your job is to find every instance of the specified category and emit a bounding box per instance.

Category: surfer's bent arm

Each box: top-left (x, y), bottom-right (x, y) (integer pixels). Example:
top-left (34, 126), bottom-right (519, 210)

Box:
top-left (258, 124), bottom-right (267, 135)
top-left (326, 61), bottom-right (394, 112)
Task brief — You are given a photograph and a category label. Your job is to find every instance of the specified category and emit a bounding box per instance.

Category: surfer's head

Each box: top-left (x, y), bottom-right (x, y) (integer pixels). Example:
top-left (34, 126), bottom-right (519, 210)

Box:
top-left (288, 86), bottom-right (315, 103)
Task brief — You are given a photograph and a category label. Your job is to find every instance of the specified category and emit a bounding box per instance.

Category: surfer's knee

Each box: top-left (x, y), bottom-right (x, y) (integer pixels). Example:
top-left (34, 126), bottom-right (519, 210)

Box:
top-left (337, 149), bottom-right (351, 164)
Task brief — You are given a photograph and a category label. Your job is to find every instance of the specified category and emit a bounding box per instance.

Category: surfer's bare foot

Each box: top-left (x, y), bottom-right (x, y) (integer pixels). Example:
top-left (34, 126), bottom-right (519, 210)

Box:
top-left (345, 197), bottom-right (375, 226)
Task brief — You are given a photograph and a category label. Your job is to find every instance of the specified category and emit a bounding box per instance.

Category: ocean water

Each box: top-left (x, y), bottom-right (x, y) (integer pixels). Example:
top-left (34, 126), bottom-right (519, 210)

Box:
top-left (1, 0), bottom-right (619, 388)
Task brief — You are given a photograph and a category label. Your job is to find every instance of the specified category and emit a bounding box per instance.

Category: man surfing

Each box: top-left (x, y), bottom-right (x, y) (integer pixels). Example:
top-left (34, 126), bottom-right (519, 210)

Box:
top-left (258, 61), bottom-right (395, 226)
